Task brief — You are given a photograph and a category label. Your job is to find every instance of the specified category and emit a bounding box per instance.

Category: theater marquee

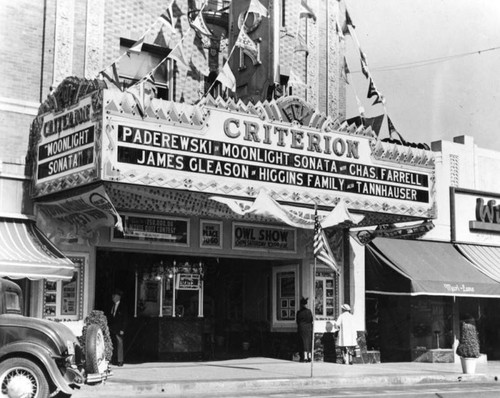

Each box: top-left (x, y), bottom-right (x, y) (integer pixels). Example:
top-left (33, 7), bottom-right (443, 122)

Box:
top-left (102, 90), bottom-right (435, 216)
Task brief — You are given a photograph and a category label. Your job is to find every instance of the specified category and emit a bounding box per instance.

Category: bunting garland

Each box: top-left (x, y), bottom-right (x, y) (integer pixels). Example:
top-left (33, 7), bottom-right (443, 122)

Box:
top-left (300, 0), bottom-right (317, 22)
top-left (235, 27), bottom-right (259, 60)
top-left (216, 62), bottom-right (237, 92)
top-left (191, 7), bottom-right (212, 37)
top-left (100, 63), bottom-right (122, 91)
top-left (248, 0), bottom-right (268, 18)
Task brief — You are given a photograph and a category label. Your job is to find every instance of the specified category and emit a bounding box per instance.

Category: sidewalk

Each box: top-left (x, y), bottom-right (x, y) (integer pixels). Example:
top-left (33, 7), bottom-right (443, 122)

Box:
top-left (72, 358), bottom-right (500, 397)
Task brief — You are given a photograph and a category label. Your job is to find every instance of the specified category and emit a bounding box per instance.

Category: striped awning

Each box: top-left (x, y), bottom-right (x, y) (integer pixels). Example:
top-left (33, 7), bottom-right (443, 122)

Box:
top-left (456, 244), bottom-right (500, 284)
top-left (0, 218), bottom-right (74, 281)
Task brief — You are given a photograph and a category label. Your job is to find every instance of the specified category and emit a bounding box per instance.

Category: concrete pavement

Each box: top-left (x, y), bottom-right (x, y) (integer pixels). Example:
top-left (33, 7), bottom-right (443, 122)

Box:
top-left (72, 358), bottom-right (500, 397)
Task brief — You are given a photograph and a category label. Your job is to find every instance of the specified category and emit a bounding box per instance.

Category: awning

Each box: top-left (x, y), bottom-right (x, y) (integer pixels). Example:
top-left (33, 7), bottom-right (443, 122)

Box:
top-left (0, 218), bottom-right (75, 281)
top-left (366, 238), bottom-right (500, 297)
top-left (456, 244), bottom-right (500, 284)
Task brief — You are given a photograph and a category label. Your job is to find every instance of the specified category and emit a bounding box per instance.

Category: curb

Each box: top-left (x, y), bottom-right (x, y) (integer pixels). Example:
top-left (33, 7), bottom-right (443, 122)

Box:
top-left (79, 373), bottom-right (498, 397)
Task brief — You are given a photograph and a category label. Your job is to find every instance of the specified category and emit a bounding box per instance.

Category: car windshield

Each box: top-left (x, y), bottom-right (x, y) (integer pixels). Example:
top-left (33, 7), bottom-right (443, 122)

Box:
top-left (5, 291), bottom-right (21, 313)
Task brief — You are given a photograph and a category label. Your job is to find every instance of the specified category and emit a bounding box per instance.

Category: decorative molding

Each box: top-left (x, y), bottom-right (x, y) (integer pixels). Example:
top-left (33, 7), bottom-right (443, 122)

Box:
top-left (53, 1), bottom-right (75, 87)
top-left (85, 0), bottom-right (105, 79)
top-left (450, 154), bottom-right (459, 188)
top-left (0, 96), bottom-right (39, 116)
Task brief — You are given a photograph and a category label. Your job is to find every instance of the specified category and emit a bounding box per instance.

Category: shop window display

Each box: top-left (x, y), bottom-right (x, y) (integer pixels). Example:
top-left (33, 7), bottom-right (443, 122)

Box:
top-left (43, 255), bottom-right (85, 320)
top-left (315, 269), bottom-right (339, 319)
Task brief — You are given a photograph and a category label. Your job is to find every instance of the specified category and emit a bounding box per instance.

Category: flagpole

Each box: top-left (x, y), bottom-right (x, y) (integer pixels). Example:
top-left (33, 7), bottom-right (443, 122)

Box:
top-left (310, 255), bottom-right (316, 378)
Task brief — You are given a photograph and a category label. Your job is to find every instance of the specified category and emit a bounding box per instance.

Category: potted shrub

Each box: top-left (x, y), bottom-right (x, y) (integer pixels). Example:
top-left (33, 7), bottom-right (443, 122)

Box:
top-left (456, 321), bottom-right (480, 374)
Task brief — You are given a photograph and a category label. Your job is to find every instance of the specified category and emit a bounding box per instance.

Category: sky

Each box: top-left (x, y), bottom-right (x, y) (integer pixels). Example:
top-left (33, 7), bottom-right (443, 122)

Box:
top-left (344, 0), bottom-right (500, 151)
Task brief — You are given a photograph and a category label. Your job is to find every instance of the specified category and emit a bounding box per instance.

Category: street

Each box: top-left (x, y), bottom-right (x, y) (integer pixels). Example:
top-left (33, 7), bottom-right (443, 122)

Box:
top-left (75, 382), bottom-right (500, 398)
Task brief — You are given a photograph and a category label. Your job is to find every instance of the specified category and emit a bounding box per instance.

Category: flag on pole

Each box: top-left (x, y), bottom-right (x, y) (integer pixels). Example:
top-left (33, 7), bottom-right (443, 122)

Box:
top-left (248, 0), bottom-right (268, 18)
top-left (300, 0), bottom-right (317, 22)
top-left (216, 62), bottom-right (237, 92)
top-left (314, 207), bottom-right (339, 273)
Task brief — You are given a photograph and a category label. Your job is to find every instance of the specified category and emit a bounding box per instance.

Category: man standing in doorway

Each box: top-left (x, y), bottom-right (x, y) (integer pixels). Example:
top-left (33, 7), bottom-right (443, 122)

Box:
top-left (109, 289), bottom-right (128, 366)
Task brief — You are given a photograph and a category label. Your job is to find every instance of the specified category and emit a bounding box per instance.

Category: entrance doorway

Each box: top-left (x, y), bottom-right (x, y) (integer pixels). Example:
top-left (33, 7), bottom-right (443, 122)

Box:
top-left (95, 249), bottom-right (284, 361)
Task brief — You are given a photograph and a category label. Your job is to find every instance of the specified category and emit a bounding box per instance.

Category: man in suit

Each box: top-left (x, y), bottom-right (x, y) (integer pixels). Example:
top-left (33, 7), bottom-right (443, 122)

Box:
top-left (108, 289), bottom-right (128, 366)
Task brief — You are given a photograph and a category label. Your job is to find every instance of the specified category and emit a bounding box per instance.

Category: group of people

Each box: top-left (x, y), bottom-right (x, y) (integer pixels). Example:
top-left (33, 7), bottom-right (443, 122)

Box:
top-left (296, 297), bottom-right (357, 364)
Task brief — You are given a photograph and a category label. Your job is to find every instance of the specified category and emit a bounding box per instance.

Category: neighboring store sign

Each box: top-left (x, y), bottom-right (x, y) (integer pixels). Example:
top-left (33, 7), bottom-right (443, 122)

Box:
top-left (176, 274), bottom-right (201, 290)
top-left (232, 223), bottom-right (296, 251)
top-left (451, 188), bottom-right (500, 245)
top-left (113, 214), bottom-right (189, 245)
top-left (472, 198), bottom-right (500, 232)
top-left (200, 220), bottom-right (222, 249)
top-left (35, 96), bottom-right (96, 183)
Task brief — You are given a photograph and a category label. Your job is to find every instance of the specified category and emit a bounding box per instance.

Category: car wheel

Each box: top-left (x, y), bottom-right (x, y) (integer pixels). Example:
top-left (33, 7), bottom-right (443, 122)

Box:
top-left (0, 357), bottom-right (49, 398)
top-left (85, 324), bottom-right (107, 376)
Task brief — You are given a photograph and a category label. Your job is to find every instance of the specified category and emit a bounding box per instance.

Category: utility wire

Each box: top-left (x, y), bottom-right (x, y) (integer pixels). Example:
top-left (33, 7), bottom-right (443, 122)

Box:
top-left (350, 45), bottom-right (500, 73)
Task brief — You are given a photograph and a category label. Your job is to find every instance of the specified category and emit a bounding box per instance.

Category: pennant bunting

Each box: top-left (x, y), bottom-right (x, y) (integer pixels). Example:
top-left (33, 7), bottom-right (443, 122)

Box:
top-left (300, 0), bottom-right (317, 22)
top-left (387, 116), bottom-right (407, 144)
top-left (210, 190), bottom-right (313, 229)
top-left (216, 62), bottom-right (236, 92)
top-left (235, 28), bottom-right (258, 59)
top-left (127, 81), bottom-right (145, 117)
top-left (128, 36), bottom-right (145, 54)
top-left (248, 0), bottom-right (268, 18)
top-left (320, 199), bottom-right (364, 229)
top-left (191, 11), bottom-right (212, 36)
top-left (341, 57), bottom-right (350, 84)
top-left (345, 9), bottom-right (355, 28)
top-left (100, 63), bottom-right (122, 90)
top-left (360, 58), bottom-right (370, 79)
top-left (367, 78), bottom-right (384, 105)
top-left (314, 207), bottom-right (339, 273)
top-left (335, 18), bottom-right (344, 40)
top-left (168, 44), bottom-right (188, 68)
top-left (159, 5), bottom-right (176, 32)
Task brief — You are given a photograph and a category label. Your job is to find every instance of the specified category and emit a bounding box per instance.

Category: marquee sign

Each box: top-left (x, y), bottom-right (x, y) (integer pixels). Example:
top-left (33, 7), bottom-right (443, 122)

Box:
top-left (102, 90), bottom-right (435, 217)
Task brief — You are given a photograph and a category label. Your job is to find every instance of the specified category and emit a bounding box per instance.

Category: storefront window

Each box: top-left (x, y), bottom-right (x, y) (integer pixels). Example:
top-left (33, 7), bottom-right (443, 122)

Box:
top-left (411, 297), bottom-right (454, 355)
top-left (273, 266), bottom-right (298, 324)
top-left (43, 255), bottom-right (85, 320)
top-left (315, 269), bottom-right (339, 319)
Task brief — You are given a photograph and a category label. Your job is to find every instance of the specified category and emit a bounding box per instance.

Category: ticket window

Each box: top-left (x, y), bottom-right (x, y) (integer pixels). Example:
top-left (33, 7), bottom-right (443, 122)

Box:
top-left (136, 262), bottom-right (204, 318)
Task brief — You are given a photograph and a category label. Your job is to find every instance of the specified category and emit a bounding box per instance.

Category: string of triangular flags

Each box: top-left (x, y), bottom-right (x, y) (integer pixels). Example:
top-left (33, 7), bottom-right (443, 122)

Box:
top-left (205, 0), bottom-right (269, 95)
top-left (337, 1), bottom-right (410, 142)
top-left (98, 0), bottom-right (211, 97)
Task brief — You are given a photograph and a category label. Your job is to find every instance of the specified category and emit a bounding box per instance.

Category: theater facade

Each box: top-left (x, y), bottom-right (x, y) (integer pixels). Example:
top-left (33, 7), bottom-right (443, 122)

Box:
top-left (28, 77), bottom-right (436, 361)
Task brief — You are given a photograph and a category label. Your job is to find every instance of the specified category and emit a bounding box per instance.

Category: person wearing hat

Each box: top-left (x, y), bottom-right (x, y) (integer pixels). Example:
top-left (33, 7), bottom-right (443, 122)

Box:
top-left (108, 289), bottom-right (128, 366)
top-left (296, 297), bottom-right (313, 362)
top-left (335, 303), bottom-right (357, 364)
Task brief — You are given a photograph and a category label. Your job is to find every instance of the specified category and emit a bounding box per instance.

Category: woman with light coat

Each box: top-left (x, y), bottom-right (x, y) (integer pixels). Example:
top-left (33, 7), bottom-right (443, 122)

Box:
top-left (335, 303), bottom-right (357, 364)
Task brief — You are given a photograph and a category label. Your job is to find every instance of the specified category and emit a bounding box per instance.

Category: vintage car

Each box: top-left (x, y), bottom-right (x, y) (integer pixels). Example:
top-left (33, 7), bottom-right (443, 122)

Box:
top-left (0, 278), bottom-right (109, 397)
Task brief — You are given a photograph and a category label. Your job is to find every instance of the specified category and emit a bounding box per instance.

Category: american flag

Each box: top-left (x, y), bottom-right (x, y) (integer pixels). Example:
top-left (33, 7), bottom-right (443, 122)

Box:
top-left (313, 207), bottom-right (339, 273)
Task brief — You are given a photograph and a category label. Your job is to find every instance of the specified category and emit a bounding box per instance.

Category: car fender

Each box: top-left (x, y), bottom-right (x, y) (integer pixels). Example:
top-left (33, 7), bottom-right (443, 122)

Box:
top-left (0, 341), bottom-right (75, 395)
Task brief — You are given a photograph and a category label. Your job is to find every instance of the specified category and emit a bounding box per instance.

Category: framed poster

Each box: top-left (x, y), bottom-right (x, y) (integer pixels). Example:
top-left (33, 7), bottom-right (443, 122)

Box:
top-left (112, 213), bottom-right (189, 246)
top-left (200, 220), bottom-right (223, 249)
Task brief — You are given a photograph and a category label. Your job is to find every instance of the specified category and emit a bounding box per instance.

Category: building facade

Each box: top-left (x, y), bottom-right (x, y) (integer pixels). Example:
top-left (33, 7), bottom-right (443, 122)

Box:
top-left (2, 0), bottom-right (441, 361)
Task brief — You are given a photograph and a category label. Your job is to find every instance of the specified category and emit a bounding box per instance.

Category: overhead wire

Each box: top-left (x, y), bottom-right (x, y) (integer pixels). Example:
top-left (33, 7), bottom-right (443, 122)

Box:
top-left (350, 45), bottom-right (500, 73)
